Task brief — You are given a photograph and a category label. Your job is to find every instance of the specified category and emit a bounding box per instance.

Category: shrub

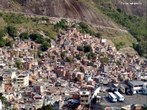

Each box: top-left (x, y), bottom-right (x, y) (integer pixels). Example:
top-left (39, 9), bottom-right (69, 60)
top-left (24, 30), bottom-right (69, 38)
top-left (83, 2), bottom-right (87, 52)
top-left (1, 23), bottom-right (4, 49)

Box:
top-left (7, 26), bottom-right (17, 37)
top-left (41, 41), bottom-right (50, 51)
top-left (66, 57), bottom-right (73, 62)
top-left (19, 32), bottom-right (29, 40)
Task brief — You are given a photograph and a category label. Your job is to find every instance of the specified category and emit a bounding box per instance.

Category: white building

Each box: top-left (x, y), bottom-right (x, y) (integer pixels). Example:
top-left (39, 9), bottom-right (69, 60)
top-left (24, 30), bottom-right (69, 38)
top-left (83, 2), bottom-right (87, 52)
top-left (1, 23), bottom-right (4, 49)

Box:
top-left (3, 69), bottom-right (17, 85)
top-left (0, 81), bottom-right (4, 93)
top-left (0, 100), bottom-right (2, 110)
top-left (80, 90), bottom-right (91, 105)
top-left (85, 74), bottom-right (92, 82)
top-left (15, 73), bottom-right (29, 87)
top-left (142, 82), bottom-right (147, 94)
top-left (128, 80), bottom-right (147, 94)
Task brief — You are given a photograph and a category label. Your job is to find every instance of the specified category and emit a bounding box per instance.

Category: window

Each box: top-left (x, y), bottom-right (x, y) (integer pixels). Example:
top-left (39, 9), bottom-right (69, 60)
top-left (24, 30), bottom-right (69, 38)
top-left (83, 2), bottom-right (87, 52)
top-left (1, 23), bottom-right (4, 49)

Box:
top-left (138, 90), bottom-right (142, 92)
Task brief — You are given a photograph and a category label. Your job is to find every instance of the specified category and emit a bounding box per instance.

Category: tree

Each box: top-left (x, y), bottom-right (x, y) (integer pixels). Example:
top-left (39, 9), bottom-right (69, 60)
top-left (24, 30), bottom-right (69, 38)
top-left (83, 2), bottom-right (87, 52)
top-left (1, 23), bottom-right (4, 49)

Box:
top-left (38, 104), bottom-right (54, 110)
top-left (76, 54), bottom-right (81, 60)
top-left (77, 46), bottom-right (84, 51)
top-left (75, 77), bottom-right (80, 82)
top-left (78, 22), bottom-right (95, 35)
top-left (100, 57), bottom-right (109, 64)
top-left (61, 51), bottom-right (67, 58)
top-left (95, 33), bottom-right (102, 38)
top-left (14, 60), bottom-right (22, 69)
top-left (41, 41), bottom-right (50, 51)
top-left (88, 52), bottom-right (95, 59)
top-left (41, 17), bottom-right (49, 22)
top-left (117, 8), bottom-right (123, 13)
top-left (7, 26), bottom-right (17, 38)
top-left (54, 19), bottom-right (69, 30)
top-left (37, 50), bottom-right (43, 58)
top-left (19, 32), bottom-right (29, 40)
top-left (84, 45), bottom-right (92, 53)
top-left (133, 42), bottom-right (147, 56)
top-left (29, 33), bottom-right (44, 43)
top-left (0, 96), bottom-right (10, 108)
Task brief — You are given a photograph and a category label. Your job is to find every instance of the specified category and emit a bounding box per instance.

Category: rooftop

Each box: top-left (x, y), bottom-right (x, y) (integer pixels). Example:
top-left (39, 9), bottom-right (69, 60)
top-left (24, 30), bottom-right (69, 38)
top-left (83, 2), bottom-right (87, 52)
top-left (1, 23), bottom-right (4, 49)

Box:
top-left (129, 80), bottom-right (145, 86)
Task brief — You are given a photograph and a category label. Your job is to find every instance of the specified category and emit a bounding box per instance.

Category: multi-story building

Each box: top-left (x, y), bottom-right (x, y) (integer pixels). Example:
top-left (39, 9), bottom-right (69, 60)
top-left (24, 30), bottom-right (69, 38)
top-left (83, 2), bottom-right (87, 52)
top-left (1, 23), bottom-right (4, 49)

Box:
top-left (127, 80), bottom-right (147, 94)
top-left (80, 90), bottom-right (91, 105)
top-left (0, 80), bottom-right (4, 93)
top-left (3, 70), bottom-right (16, 85)
top-left (15, 74), bottom-right (29, 87)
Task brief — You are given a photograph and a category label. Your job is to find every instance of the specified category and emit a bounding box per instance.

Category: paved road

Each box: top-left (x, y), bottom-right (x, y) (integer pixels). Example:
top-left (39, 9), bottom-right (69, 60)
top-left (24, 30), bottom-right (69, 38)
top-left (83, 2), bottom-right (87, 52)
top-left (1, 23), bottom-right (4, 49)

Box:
top-left (123, 94), bottom-right (147, 105)
top-left (98, 93), bottom-right (147, 107)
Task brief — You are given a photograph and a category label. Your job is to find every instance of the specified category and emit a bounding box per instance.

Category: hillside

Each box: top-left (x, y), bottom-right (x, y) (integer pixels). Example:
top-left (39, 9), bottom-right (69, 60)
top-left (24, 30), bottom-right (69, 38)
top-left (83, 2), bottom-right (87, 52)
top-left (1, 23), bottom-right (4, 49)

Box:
top-left (0, 0), bottom-right (119, 28)
top-left (92, 0), bottom-right (146, 17)
top-left (0, 0), bottom-right (146, 57)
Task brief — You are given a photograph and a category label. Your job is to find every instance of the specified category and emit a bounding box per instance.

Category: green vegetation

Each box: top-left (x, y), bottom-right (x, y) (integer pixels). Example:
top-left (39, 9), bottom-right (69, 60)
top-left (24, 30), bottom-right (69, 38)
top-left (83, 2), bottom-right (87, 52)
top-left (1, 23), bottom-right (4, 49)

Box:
top-left (29, 33), bottom-right (44, 43)
top-left (37, 50), bottom-right (43, 58)
top-left (7, 26), bottom-right (17, 38)
top-left (19, 32), bottom-right (29, 40)
top-left (1, 13), bottom-right (30, 24)
top-left (83, 45), bottom-right (92, 53)
top-left (29, 33), bottom-right (51, 51)
top-left (143, 106), bottom-right (147, 110)
top-left (95, 32), bottom-right (102, 38)
top-left (95, 3), bottom-right (147, 56)
top-left (80, 0), bottom-right (146, 56)
top-left (77, 45), bottom-right (92, 53)
top-left (41, 17), bottom-right (49, 22)
top-left (41, 41), bottom-right (50, 51)
top-left (133, 42), bottom-right (147, 57)
top-left (77, 46), bottom-right (84, 51)
top-left (0, 28), bottom-right (14, 47)
top-left (61, 51), bottom-right (67, 58)
top-left (75, 77), bottom-right (80, 82)
top-left (14, 60), bottom-right (23, 69)
top-left (0, 12), bottom-right (57, 40)
top-left (11, 108), bottom-right (17, 110)
top-left (115, 42), bottom-right (125, 50)
top-left (88, 62), bottom-right (94, 67)
top-left (78, 22), bottom-right (95, 35)
top-left (100, 8), bottom-right (146, 41)
top-left (54, 19), bottom-right (69, 30)
top-left (66, 57), bottom-right (73, 62)
top-left (38, 104), bottom-right (54, 110)
top-left (88, 52), bottom-right (95, 59)
top-left (0, 96), bottom-right (10, 108)
top-left (5, 38), bottom-right (14, 47)
top-left (115, 61), bottom-right (121, 66)
top-left (0, 40), bottom-right (6, 47)
top-left (76, 54), bottom-right (81, 60)
top-left (0, 28), bottom-right (6, 37)
top-left (99, 57), bottom-right (109, 64)
top-left (43, 78), bottom-right (48, 82)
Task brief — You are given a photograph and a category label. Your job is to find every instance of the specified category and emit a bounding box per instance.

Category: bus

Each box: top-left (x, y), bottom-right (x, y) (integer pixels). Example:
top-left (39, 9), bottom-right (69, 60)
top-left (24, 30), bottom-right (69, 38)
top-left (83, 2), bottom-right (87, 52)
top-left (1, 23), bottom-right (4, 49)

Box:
top-left (108, 92), bottom-right (117, 102)
top-left (114, 91), bottom-right (124, 102)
